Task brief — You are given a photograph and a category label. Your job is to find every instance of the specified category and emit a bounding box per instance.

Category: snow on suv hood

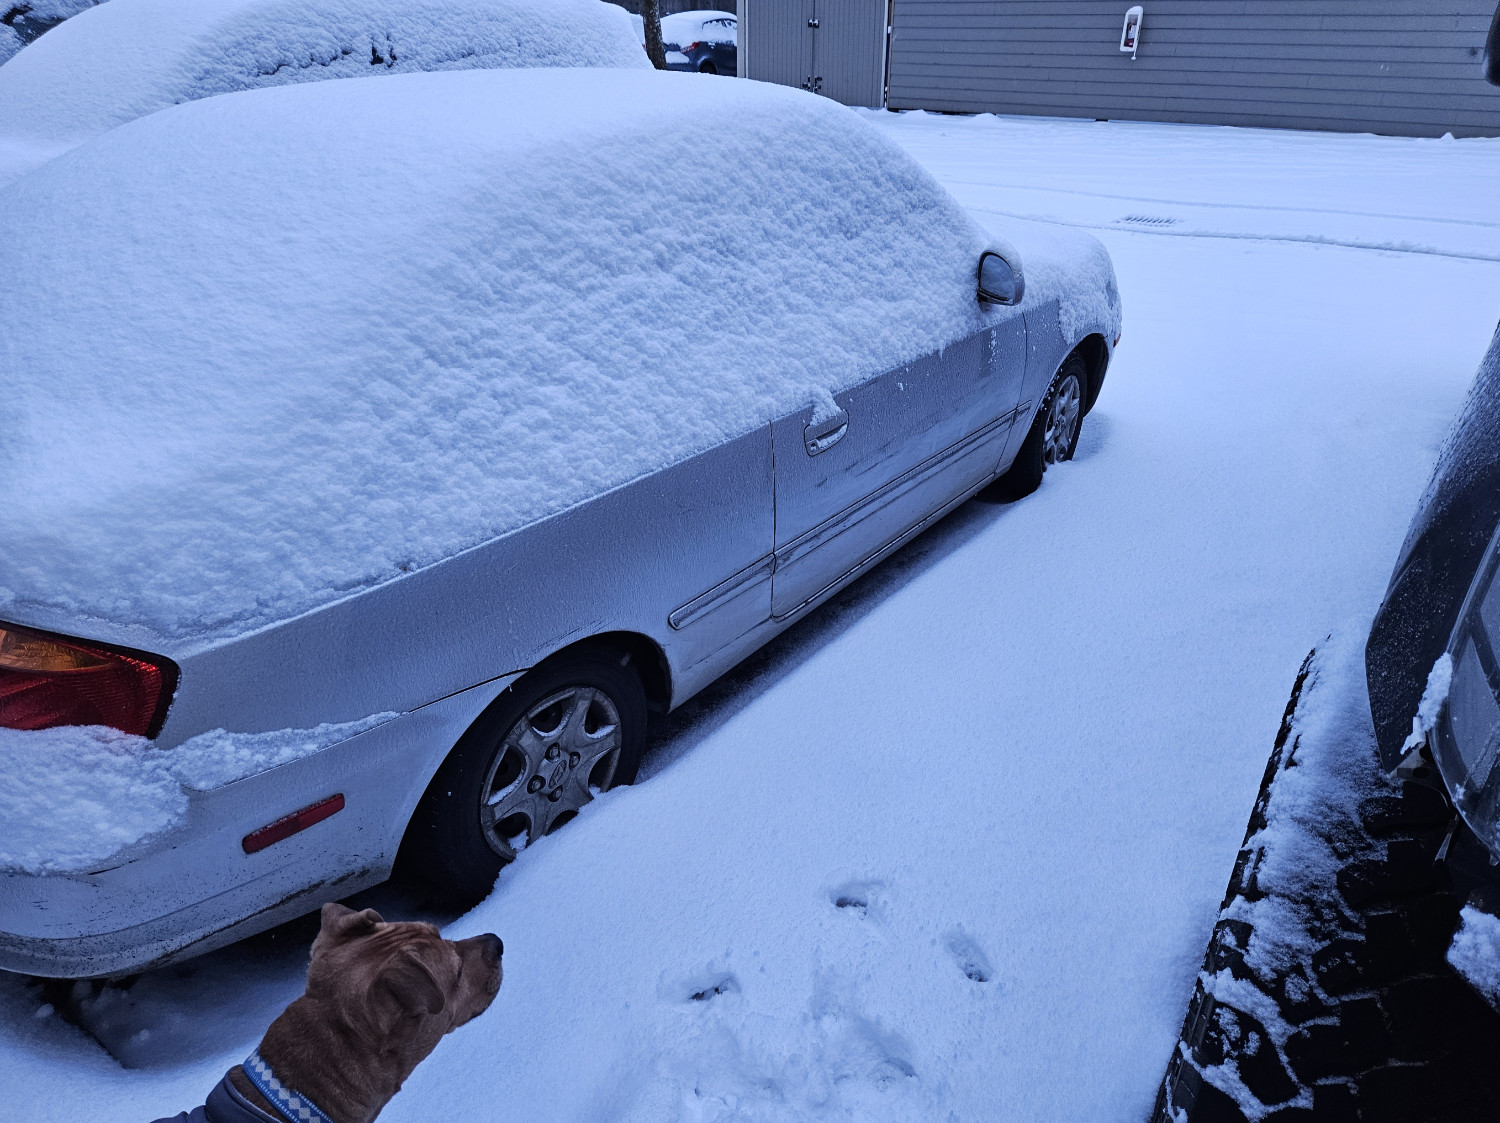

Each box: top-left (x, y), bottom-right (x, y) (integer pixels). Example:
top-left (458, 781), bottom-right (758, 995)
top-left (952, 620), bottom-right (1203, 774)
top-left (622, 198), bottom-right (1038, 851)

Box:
top-left (1, 67), bottom-right (1022, 644)
top-left (0, 0), bottom-right (649, 187)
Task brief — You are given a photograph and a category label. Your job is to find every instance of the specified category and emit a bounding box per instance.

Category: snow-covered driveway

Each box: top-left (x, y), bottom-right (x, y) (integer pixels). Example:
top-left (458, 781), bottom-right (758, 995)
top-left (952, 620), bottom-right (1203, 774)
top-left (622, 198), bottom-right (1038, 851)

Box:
top-left (5, 113), bottom-right (1500, 1123)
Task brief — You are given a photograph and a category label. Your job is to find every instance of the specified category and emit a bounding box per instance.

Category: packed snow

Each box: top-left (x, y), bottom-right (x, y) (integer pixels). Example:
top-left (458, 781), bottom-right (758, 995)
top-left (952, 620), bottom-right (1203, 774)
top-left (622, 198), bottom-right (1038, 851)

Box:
top-left (1448, 905), bottom-right (1500, 1010)
top-left (1204, 638), bottom-right (1395, 1117)
top-left (0, 715), bottom-right (391, 874)
top-left (0, 0), bottom-right (649, 186)
top-left (1403, 651), bottom-right (1455, 755)
top-left (0, 725), bottom-right (186, 875)
top-left (0, 67), bottom-right (1117, 644)
top-left (3, 109), bottom-right (1500, 1122)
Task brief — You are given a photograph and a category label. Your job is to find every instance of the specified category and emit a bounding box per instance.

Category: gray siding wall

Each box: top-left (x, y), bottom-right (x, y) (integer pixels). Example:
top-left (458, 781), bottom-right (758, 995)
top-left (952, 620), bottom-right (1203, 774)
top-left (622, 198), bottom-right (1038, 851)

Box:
top-left (888, 1), bottom-right (1500, 137)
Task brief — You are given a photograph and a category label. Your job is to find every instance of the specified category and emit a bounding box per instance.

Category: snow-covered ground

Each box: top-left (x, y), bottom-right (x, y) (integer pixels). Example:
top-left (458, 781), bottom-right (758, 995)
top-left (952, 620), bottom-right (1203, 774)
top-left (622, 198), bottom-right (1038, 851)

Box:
top-left (4, 109), bottom-right (1500, 1122)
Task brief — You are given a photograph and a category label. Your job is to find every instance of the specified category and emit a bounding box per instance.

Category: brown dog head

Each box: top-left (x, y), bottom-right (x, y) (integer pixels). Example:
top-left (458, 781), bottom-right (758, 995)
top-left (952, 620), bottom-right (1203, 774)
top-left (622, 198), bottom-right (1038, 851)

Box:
top-left (306, 902), bottom-right (502, 1038)
top-left (251, 902), bottom-right (503, 1123)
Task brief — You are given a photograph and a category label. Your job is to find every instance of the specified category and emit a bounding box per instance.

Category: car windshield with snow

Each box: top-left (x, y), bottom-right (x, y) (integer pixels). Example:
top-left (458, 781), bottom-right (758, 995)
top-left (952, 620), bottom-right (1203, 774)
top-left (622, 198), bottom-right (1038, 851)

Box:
top-left (0, 0), bottom-right (648, 187)
top-left (0, 66), bottom-right (1120, 977)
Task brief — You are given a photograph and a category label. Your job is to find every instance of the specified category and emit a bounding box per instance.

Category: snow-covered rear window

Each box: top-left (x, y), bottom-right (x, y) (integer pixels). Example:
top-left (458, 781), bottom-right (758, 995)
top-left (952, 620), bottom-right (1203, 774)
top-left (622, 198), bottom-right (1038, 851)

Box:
top-left (661, 9), bottom-right (735, 46)
top-left (0, 67), bottom-right (996, 643)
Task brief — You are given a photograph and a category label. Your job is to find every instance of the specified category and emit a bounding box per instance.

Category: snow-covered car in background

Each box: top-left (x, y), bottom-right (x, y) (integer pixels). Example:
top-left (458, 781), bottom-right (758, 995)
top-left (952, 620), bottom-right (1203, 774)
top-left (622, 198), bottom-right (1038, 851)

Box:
top-left (0, 0), bottom-right (100, 66)
top-left (661, 8), bottom-right (735, 75)
top-left (0, 66), bottom-right (1120, 978)
top-left (0, 0), bottom-right (647, 187)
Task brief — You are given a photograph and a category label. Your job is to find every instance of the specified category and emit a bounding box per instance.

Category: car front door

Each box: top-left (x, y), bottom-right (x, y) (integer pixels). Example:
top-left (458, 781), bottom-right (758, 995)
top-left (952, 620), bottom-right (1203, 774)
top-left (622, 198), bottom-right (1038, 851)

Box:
top-left (769, 309), bottom-right (1026, 619)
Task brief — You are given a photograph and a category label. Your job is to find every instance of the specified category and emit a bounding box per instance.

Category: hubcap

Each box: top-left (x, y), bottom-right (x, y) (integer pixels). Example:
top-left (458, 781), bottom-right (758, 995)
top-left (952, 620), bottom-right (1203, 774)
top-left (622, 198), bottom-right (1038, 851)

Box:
top-left (1042, 374), bottom-right (1082, 466)
top-left (477, 685), bottom-right (622, 860)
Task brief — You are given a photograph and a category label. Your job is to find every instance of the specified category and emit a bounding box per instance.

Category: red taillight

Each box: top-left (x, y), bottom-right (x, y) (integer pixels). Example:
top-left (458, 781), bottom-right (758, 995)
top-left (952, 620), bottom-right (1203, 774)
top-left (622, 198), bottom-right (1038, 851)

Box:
top-left (0, 621), bottom-right (177, 737)
top-left (684, 40), bottom-right (702, 50)
top-left (242, 794), bottom-right (345, 854)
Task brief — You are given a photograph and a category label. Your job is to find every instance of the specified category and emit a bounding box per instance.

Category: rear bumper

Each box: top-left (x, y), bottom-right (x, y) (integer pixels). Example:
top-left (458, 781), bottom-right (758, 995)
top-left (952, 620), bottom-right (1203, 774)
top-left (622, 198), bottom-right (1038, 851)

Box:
top-left (0, 678), bottom-right (508, 978)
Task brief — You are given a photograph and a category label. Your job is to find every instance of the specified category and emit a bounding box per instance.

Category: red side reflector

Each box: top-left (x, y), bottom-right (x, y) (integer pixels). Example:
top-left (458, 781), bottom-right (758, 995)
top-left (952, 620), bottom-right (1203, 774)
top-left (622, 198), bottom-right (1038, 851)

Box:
top-left (0, 620), bottom-right (177, 737)
top-left (242, 794), bottom-right (345, 854)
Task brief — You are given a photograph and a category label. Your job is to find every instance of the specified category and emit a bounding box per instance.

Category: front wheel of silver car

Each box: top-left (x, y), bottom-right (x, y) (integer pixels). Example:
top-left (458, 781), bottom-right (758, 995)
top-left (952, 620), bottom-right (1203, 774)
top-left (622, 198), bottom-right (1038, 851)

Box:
top-left (988, 353), bottom-right (1087, 501)
top-left (397, 652), bottom-right (648, 903)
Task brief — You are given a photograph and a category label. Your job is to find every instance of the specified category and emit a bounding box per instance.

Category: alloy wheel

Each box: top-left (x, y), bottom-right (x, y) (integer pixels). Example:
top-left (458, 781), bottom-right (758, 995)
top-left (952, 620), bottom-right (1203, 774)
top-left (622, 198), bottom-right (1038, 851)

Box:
top-left (477, 685), bottom-right (621, 860)
top-left (1042, 373), bottom-right (1082, 465)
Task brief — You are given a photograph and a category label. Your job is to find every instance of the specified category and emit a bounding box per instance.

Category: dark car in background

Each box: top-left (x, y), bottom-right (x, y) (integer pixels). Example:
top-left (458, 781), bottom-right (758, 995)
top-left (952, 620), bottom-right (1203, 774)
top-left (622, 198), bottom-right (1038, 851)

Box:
top-left (661, 8), bottom-right (734, 74)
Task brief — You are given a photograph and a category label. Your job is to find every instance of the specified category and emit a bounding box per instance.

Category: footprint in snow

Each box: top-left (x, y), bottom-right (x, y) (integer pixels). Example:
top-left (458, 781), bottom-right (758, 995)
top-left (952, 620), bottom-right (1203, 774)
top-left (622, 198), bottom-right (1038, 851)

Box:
top-left (944, 931), bottom-right (993, 984)
top-left (688, 975), bottom-right (738, 1003)
top-left (659, 967), bottom-right (740, 1005)
top-left (828, 879), bottom-right (885, 919)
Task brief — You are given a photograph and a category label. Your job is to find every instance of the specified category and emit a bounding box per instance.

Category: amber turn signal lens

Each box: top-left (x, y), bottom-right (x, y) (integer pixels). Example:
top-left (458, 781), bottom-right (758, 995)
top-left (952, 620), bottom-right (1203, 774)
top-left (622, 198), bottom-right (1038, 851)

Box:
top-left (0, 628), bottom-right (111, 672)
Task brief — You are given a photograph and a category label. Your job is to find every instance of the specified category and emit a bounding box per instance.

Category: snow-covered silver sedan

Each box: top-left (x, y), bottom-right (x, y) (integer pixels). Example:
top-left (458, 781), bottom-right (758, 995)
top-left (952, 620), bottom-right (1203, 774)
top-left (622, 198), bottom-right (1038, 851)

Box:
top-left (0, 67), bottom-right (1121, 977)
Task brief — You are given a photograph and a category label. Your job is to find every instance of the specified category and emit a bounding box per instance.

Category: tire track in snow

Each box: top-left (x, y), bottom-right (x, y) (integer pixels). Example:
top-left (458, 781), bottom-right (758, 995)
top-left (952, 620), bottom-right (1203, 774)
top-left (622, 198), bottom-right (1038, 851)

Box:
top-left (959, 202), bottom-right (1500, 264)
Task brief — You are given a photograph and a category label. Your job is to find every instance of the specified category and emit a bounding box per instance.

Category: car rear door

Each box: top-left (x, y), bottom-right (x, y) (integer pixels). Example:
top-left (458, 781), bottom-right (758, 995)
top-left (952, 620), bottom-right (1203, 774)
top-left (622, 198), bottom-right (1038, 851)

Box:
top-left (769, 311), bottom-right (1026, 618)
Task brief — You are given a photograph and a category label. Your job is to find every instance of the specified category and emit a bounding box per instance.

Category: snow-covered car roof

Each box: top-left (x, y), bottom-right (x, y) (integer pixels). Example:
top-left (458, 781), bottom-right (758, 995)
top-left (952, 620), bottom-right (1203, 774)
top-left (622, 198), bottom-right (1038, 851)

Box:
top-left (662, 9), bottom-right (735, 43)
top-left (0, 67), bottom-right (1004, 644)
top-left (0, 0), bottom-right (648, 186)
top-left (630, 10), bottom-right (735, 48)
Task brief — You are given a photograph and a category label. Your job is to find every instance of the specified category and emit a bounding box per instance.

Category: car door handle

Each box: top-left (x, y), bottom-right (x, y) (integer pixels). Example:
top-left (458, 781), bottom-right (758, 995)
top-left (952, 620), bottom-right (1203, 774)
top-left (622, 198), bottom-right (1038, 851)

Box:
top-left (804, 408), bottom-right (849, 456)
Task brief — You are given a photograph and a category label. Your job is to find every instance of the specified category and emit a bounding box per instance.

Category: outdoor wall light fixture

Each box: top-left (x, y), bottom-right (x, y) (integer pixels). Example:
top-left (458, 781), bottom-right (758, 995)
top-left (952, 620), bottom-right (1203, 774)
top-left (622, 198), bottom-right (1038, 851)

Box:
top-left (1121, 6), bottom-right (1143, 59)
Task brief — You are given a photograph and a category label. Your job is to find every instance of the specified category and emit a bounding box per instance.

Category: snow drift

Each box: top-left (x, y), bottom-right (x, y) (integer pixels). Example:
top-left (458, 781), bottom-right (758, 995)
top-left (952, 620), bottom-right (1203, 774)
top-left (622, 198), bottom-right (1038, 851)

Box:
top-left (0, 0), bottom-right (648, 185)
top-left (0, 67), bottom-right (1025, 643)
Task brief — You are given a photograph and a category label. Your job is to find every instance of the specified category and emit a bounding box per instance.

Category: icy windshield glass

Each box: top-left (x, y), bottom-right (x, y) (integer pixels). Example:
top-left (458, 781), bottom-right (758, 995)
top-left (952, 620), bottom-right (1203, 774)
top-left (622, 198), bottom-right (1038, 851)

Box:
top-left (1436, 526), bottom-right (1500, 857)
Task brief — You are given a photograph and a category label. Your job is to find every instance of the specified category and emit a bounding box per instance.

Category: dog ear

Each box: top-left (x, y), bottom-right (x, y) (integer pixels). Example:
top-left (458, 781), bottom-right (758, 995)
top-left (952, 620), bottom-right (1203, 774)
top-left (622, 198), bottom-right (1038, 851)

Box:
top-left (377, 948), bottom-right (448, 1022)
top-left (319, 902), bottom-right (384, 941)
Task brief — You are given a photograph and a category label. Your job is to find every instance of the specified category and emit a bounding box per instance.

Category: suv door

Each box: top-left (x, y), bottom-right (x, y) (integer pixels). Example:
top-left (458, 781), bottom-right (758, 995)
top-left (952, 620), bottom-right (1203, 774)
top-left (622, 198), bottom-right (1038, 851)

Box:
top-left (770, 311), bottom-right (1026, 618)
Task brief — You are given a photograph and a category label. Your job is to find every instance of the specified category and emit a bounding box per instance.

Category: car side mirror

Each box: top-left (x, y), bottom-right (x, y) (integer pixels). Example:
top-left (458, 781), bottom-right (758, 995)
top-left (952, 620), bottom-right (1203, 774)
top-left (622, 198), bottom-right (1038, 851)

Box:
top-left (977, 251), bottom-right (1024, 305)
top-left (1487, 2), bottom-right (1500, 86)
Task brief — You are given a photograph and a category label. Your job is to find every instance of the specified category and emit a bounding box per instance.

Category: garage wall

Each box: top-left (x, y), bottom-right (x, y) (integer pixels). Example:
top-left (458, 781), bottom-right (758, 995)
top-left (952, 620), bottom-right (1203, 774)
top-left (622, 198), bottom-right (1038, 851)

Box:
top-left (739, 0), bottom-right (890, 107)
top-left (887, 1), bottom-right (1500, 138)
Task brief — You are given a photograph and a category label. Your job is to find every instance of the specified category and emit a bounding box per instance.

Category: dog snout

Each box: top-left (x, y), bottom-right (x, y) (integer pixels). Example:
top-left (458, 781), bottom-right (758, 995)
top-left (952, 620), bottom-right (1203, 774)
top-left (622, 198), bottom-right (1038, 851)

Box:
top-left (480, 933), bottom-right (502, 961)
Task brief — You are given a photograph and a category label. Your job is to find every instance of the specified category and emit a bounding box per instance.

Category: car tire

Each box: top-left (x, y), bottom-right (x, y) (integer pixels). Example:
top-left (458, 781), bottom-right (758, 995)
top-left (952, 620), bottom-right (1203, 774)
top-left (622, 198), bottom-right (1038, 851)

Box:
top-left (1153, 653), bottom-right (1500, 1123)
top-left (990, 352), bottom-right (1086, 501)
top-left (396, 651), bottom-right (649, 904)
top-left (699, 59), bottom-right (718, 74)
